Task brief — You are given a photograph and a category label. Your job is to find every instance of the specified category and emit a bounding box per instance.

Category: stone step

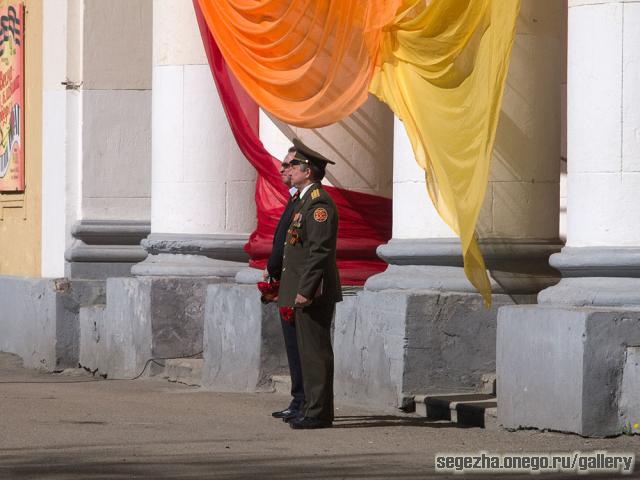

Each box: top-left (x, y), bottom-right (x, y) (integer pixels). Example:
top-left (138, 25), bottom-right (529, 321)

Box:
top-left (451, 400), bottom-right (498, 429)
top-left (414, 392), bottom-right (497, 428)
top-left (414, 393), bottom-right (495, 419)
top-left (271, 374), bottom-right (292, 395)
top-left (163, 358), bottom-right (203, 387)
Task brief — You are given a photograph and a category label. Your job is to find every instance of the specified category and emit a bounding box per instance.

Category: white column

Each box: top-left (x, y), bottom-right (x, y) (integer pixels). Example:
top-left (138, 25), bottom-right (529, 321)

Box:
top-left (370, 0), bottom-right (564, 295)
top-left (540, 0), bottom-right (640, 305)
top-left (58, 0), bottom-right (155, 280)
top-left (392, 119), bottom-right (453, 240)
top-left (566, 0), bottom-right (640, 247)
top-left (134, 0), bottom-right (256, 276)
top-left (42, 0), bottom-right (72, 277)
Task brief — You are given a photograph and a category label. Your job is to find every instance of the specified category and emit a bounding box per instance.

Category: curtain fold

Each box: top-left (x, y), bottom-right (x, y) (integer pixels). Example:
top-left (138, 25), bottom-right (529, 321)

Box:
top-left (194, 1), bottom-right (392, 285)
top-left (196, 0), bottom-right (401, 127)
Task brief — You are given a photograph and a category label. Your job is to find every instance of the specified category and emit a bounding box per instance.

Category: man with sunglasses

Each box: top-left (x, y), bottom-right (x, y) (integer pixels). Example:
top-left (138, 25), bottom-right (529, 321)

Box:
top-left (278, 138), bottom-right (342, 429)
top-left (268, 147), bottom-right (306, 422)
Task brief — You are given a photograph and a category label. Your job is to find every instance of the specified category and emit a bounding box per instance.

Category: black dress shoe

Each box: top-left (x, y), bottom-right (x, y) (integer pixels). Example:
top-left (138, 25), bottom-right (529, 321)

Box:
top-left (272, 408), bottom-right (299, 420)
top-left (282, 411), bottom-right (303, 423)
top-left (289, 416), bottom-right (332, 429)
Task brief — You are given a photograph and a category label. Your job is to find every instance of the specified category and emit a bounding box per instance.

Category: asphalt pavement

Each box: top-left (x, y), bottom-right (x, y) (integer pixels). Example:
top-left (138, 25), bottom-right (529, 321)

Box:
top-left (0, 352), bottom-right (638, 479)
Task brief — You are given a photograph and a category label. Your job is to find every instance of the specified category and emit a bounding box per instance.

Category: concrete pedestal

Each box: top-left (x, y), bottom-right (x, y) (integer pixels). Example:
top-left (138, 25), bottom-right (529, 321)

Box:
top-left (0, 277), bottom-right (105, 370)
top-left (334, 288), bottom-right (521, 409)
top-left (497, 304), bottom-right (640, 437)
top-left (201, 283), bottom-right (288, 392)
top-left (97, 276), bottom-right (224, 379)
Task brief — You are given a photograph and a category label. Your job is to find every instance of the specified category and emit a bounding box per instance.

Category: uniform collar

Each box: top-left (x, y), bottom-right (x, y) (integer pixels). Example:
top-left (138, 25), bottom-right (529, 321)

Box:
top-left (298, 182), bottom-right (318, 199)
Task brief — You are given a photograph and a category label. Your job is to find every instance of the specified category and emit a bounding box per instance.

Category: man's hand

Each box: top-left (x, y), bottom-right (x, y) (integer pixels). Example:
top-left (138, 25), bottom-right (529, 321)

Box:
top-left (295, 293), bottom-right (312, 306)
top-left (262, 269), bottom-right (269, 280)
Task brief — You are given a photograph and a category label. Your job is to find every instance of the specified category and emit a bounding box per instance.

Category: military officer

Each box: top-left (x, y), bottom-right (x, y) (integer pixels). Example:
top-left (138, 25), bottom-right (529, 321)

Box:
top-left (278, 138), bottom-right (342, 430)
top-left (268, 147), bottom-right (306, 421)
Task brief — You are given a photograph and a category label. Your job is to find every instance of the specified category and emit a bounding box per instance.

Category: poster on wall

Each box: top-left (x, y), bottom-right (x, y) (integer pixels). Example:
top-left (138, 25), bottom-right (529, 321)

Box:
top-left (0, 1), bottom-right (23, 192)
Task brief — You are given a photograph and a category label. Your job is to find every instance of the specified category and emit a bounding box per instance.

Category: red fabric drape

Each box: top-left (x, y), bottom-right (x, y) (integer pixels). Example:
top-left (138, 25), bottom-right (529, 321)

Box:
top-left (194, 1), bottom-right (391, 285)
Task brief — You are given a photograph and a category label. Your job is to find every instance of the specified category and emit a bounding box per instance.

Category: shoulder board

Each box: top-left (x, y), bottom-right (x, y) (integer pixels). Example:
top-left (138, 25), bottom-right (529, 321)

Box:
top-left (311, 189), bottom-right (320, 200)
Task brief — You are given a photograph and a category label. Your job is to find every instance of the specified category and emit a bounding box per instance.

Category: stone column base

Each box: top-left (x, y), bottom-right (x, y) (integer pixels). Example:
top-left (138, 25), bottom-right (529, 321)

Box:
top-left (131, 233), bottom-right (250, 278)
top-left (201, 283), bottom-right (288, 392)
top-left (334, 288), bottom-right (527, 409)
top-left (65, 220), bottom-right (150, 280)
top-left (497, 305), bottom-right (640, 437)
top-left (96, 276), bottom-right (224, 379)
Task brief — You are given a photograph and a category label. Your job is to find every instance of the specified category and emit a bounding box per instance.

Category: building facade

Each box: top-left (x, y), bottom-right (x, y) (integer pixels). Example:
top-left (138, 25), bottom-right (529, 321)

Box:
top-left (0, 0), bottom-right (637, 437)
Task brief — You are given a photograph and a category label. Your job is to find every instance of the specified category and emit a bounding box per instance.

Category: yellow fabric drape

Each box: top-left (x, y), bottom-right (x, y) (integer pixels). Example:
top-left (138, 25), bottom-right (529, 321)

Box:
top-left (370, 0), bottom-right (520, 306)
top-left (196, 0), bottom-right (401, 127)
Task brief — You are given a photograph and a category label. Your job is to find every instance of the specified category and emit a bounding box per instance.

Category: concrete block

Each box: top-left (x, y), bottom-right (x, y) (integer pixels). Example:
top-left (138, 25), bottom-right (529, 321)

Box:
top-left (102, 276), bottom-right (219, 379)
top-left (334, 289), bottom-right (509, 409)
top-left (202, 284), bottom-right (288, 392)
top-left (620, 346), bottom-right (640, 430)
top-left (103, 278), bottom-right (152, 379)
top-left (497, 305), bottom-right (640, 437)
top-left (0, 277), bottom-right (105, 370)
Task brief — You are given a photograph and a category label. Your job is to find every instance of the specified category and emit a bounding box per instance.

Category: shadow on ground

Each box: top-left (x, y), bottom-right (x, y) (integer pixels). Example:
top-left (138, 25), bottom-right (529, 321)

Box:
top-left (1, 450), bottom-right (637, 480)
top-left (333, 415), bottom-right (459, 429)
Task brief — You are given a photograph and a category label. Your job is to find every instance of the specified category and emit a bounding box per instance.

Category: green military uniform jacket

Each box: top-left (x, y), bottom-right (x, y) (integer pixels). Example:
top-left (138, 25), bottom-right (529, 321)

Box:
top-left (278, 183), bottom-right (342, 308)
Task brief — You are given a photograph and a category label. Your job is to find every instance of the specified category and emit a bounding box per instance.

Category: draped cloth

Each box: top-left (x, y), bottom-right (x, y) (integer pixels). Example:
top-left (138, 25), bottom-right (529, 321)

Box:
top-left (369, 1), bottom-right (520, 306)
top-left (194, 1), bottom-right (392, 285)
top-left (195, 0), bottom-right (401, 127)
top-left (195, 0), bottom-right (520, 306)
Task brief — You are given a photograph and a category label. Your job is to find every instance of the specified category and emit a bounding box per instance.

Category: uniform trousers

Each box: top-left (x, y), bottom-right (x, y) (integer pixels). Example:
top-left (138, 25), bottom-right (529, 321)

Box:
top-left (280, 315), bottom-right (305, 410)
top-left (295, 301), bottom-right (335, 422)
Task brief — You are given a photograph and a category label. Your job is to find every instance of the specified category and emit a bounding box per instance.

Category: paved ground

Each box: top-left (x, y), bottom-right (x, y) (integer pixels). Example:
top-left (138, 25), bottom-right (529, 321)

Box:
top-left (0, 353), bottom-right (639, 479)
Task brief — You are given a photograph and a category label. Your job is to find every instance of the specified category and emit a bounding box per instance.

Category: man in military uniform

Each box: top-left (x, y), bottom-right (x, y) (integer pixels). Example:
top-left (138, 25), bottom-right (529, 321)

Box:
top-left (267, 147), bottom-right (305, 422)
top-left (278, 138), bottom-right (342, 430)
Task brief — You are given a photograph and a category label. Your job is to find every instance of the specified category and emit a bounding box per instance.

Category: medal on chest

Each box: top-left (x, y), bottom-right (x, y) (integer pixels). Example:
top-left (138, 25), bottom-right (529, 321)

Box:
top-left (288, 212), bottom-right (303, 245)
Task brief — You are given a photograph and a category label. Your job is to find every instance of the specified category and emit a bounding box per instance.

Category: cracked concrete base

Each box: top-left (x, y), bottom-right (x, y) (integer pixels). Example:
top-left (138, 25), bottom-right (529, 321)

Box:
top-left (498, 305), bottom-right (640, 437)
top-left (333, 289), bottom-right (528, 409)
top-left (0, 276), bottom-right (105, 371)
top-left (202, 283), bottom-right (289, 393)
top-left (95, 277), bottom-right (225, 379)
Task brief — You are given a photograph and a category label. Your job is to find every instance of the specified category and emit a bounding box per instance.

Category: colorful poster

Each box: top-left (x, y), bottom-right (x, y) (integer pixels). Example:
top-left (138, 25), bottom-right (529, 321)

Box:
top-left (0, 1), bottom-right (23, 192)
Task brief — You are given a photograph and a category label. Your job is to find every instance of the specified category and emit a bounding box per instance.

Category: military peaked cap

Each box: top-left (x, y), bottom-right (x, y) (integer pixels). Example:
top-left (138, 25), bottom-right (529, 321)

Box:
top-left (292, 138), bottom-right (336, 167)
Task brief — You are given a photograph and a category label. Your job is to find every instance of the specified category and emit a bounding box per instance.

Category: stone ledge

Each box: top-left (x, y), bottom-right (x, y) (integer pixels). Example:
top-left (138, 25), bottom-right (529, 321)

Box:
top-left (550, 246), bottom-right (640, 278)
top-left (370, 238), bottom-right (561, 295)
top-left (71, 220), bottom-right (150, 246)
top-left (141, 233), bottom-right (249, 262)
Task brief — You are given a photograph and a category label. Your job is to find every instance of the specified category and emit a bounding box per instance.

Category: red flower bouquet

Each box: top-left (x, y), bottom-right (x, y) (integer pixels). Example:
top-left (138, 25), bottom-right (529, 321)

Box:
top-left (279, 306), bottom-right (295, 324)
top-left (257, 279), bottom-right (295, 324)
top-left (257, 279), bottom-right (280, 304)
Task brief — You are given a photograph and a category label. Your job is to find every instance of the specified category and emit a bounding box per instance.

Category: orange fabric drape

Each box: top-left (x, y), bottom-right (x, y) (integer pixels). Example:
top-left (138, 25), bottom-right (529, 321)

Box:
top-left (196, 0), bottom-right (401, 127)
